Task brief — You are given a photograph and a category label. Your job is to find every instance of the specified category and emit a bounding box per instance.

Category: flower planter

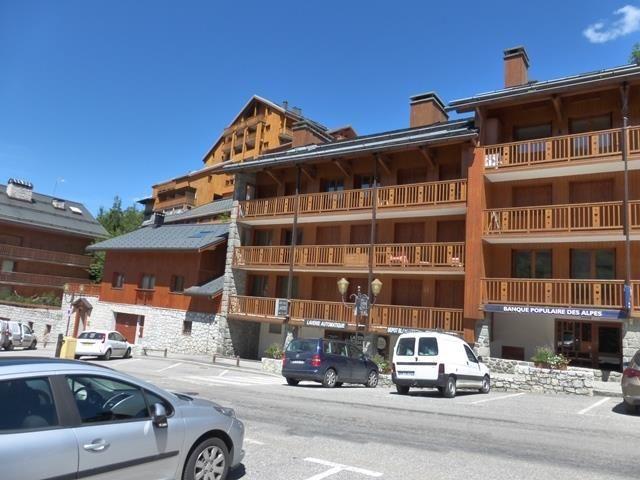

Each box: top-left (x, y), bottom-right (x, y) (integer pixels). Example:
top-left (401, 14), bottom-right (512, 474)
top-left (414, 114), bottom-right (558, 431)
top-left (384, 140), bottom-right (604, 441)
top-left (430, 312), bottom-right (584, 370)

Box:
top-left (534, 362), bottom-right (568, 370)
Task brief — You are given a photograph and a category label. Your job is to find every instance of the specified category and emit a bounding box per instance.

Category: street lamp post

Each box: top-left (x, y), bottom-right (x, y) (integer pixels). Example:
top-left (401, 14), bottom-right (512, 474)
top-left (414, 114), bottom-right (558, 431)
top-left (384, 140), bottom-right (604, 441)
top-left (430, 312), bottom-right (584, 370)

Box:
top-left (337, 278), bottom-right (383, 350)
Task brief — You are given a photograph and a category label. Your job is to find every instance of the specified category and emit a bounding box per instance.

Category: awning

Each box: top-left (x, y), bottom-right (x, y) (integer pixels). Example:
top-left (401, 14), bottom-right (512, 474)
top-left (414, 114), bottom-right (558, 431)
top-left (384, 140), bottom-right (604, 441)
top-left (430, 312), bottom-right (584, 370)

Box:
top-left (183, 276), bottom-right (224, 297)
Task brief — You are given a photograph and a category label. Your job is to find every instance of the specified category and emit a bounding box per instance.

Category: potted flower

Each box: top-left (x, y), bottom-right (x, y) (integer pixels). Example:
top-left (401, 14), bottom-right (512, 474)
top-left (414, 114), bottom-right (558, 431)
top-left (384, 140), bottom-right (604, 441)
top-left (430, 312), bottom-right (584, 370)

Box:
top-left (531, 346), bottom-right (555, 369)
top-left (264, 343), bottom-right (284, 360)
top-left (549, 353), bottom-right (570, 370)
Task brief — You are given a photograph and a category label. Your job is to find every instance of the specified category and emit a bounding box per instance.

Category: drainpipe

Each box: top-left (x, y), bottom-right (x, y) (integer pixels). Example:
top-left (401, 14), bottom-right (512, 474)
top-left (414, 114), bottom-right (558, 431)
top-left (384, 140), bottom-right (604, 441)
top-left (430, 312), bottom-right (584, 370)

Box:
top-left (282, 165), bottom-right (301, 347)
top-left (621, 83), bottom-right (632, 316)
top-left (366, 155), bottom-right (379, 346)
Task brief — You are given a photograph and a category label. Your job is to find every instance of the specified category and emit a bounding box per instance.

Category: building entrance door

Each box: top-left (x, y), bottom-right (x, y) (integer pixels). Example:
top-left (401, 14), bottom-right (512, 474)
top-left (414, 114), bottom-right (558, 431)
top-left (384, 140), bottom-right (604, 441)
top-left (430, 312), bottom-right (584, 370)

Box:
top-left (555, 320), bottom-right (622, 371)
top-left (115, 313), bottom-right (139, 343)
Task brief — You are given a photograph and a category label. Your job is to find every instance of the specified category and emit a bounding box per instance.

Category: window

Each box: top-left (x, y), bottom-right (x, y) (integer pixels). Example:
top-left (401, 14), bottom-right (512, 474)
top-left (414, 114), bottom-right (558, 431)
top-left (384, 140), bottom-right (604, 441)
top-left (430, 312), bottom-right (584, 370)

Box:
top-left (27, 322), bottom-right (34, 331)
top-left (268, 323), bottom-right (282, 335)
top-left (348, 344), bottom-right (363, 359)
top-left (254, 230), bottom-right (273, 246)
top-left (111, 272), bottom-right (124, 289)
top-left (249, 275), bottom-right (269, 297)
top-left (354, 175), bottom-right (378, 190)
top-left (1, 259), bottom-right (15, 273)
top-left (170, 275), bottom-right (185, 293)
top-left (282, 229), bottom-right (303, 246)
top-left (569, 114), bottom-right (612, 134)
top-left (571, 249), bottom-right (615, 279)
top-left (320, 179), bottom-right (344, 192)
top-left (182, 320), bottom-right (192, 336)
top-left (0, 377), bottom-right (58, 431)
top-left (288, 339), bottom-right (319, 353)
top-left (78, 332), bottom-right (105, 341)
top-left (139, 274), bottom-right (156, 290)
top-left (417, 337), bottom-right (438, 356)
top-left (464, 345), bottom-right (478, 363)
top-left (276, 276), bottom-right (299, 298)
top-left (512, 250), bottom-right (552, 278)
top-left (396, 338), bottom-right (416, 356)
top-left (23, 325), bottom-right (33, 335)
top-left (66, 375), bottom-right (152, 424)
top-left (513, 123), bottom-right (552, 141)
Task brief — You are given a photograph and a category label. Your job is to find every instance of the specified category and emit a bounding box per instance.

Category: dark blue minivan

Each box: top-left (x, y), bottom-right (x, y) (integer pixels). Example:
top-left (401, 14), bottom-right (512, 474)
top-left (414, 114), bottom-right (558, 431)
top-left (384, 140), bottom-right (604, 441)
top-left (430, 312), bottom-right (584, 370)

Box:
top-left (282, 338), bottom-right (379, 388)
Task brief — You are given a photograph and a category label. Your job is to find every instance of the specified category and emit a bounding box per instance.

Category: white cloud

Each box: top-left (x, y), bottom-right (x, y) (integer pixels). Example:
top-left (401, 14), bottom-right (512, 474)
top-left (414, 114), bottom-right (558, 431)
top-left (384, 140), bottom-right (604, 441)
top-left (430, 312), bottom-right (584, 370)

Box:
top-left (584, 5), bottom-right (640, 43)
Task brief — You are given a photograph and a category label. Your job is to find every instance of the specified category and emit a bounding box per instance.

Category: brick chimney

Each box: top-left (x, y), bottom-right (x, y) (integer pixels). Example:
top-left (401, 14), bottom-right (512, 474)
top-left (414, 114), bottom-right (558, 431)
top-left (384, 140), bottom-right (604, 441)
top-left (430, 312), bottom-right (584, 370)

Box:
top-left (292, 120), bottom-right (332, 148)
top-left (409, 92), bottom-right (448, 128)
top-left (504, 46), bottom-right (530, 88)
top-left (6, 178), bottom-right (34, 202)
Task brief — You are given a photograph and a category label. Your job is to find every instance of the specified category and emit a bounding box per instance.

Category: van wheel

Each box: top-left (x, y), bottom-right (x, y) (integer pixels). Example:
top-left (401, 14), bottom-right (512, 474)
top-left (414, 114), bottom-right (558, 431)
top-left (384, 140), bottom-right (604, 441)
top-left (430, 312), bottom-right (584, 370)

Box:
top-left (6, 342), bottom-right (13, 351)
top-left (102, 349), bottom-right (112, 361)
top-left (322, 368), bottom-right (338, 388)
top-left (396, 385), bottom-right (410, 395)
top-left (443, 376), bottom-right (457, 398)
top-left (479, 375), bottom-right (491, 394)
top-left (365, 371), bottom-right (379, 388)
top-left (286, 378), bottom-right (299, 386)
top-left (183, 437), bottom-right (229, 480)
top-left (124, 348), bottom-right (132, 359)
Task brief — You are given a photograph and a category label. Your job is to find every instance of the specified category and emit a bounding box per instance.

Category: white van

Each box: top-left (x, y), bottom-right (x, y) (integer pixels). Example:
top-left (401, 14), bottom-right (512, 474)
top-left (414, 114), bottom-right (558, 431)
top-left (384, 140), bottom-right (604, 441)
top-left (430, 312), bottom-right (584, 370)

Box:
top-left (391, 331), bottom-right (490, 398)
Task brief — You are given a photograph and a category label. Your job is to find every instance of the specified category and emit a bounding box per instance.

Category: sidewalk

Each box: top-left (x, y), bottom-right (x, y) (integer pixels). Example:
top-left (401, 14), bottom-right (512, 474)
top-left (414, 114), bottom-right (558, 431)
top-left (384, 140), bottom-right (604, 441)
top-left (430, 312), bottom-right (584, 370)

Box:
top-left (593, 380), bottom-right (623, 398)
top-left (136, 349), bottom-right (273, 375)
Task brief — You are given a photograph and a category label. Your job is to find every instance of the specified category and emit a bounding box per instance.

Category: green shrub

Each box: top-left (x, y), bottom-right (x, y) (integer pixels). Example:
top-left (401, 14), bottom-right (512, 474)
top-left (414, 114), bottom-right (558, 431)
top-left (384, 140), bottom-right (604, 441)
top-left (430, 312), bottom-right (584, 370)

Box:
top-left (264, 343), bottom-right (284, 359)
top-left (372, 354), bottom-right (391, 374)
top-left (531, 346), bottom-right (570, 369)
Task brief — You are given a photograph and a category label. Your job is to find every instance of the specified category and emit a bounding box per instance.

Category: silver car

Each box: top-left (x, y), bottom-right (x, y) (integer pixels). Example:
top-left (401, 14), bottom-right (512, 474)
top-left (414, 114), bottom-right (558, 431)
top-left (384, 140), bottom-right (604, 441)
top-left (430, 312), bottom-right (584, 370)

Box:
top-left (0, 357), bottom-right (245, 480)
top-left (0, 320), bottom-right (37, 350)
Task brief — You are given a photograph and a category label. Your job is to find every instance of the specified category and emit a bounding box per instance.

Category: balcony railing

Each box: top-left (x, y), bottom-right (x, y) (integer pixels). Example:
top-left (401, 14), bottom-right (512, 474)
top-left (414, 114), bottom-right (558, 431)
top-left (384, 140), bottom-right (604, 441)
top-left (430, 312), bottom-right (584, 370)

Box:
top-left (0, 272), bottom-right (89, 290)
top-left (634, 282), bottom-right (640, 313)
top-left (239, 179), bottom-right (467, 219)
top-left (135, 289), bottom-right (154, 306)
top-left (228, 295), bottom-right (464, 333)
top-left (0, 244), bottom-right (92, 268)
top-left (482, 126), bottom-right (640, 170)
top-left (481, 278), bottom-right (625, 309)
top-left (65, 282), bottom-right (101, 296)
top-left (484, 201), bottom-right (630, 235)
top-left (233, 243), bottom-right (465, 270)
top-left (155, 195), bottom-right (196, 211)
top-left (222, 115), bottom-right (265, 137)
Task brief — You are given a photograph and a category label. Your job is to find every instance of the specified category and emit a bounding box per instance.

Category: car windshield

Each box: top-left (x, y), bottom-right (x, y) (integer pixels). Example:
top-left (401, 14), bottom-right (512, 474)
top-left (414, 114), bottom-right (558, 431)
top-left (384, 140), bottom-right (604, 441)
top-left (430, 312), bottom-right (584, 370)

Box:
top-left (78, 332), bottom-right (105, 340)
top-left (287, 339), bottom-right (318, 353)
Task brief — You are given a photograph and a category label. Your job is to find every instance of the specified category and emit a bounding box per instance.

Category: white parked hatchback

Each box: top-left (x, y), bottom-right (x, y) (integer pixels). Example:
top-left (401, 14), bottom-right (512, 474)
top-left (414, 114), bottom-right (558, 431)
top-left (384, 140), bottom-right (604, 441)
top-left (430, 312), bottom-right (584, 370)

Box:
top-left (75, 330), bottom-right (132, 360)
top-left (391, 331), bottom-right (490, 398)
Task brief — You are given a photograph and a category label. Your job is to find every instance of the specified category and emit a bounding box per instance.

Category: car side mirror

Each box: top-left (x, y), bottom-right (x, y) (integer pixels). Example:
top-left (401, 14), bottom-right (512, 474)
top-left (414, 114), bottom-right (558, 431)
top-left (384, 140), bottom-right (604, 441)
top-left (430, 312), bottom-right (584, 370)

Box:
top-left (477, 356), bottom-right (484, 363)
top-left (151, 402), bottom-right (168, 428)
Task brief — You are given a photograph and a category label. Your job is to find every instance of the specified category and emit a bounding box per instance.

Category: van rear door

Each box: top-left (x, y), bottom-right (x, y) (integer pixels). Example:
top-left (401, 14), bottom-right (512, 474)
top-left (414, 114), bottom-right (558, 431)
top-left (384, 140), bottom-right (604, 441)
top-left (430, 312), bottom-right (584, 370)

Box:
top-left (394, 336), bottom-right (417, 380)
top-left (415, 337), bottom-right (439, 381)
top-left (286, 339), bottom-right (320, 374)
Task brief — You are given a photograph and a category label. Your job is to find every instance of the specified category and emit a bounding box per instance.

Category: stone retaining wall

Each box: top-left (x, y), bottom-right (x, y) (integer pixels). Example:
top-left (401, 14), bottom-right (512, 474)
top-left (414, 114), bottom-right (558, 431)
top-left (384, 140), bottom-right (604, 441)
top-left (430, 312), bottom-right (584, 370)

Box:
top-left (493, 365), bottom-right (594, 396)
top-left (261, 357), bottom-right (283, 375)
top-left (0, 301), bottom-right (66, 344)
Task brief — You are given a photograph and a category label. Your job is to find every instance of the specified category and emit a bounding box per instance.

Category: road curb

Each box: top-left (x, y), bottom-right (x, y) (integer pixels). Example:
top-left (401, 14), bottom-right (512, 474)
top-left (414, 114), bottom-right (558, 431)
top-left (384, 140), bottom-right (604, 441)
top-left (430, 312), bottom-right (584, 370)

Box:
top-left (133, 354), bottom-right (282, 378)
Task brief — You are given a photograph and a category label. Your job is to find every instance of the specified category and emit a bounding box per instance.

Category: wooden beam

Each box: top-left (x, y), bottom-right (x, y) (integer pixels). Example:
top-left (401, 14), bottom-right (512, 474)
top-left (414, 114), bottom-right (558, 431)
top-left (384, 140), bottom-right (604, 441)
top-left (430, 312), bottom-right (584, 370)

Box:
top-left (419, 146), bottom-right (435, 169)
top-left (377, 155), bottom-right (391, 175)
top-left (265, 169), bottom-right (282, 187)
top-left (333, 159), bottom-right (352, 177)
top-left (551, 95), bottom-right (563, 124)
top-left (300, 165), bottom-right (316, 181)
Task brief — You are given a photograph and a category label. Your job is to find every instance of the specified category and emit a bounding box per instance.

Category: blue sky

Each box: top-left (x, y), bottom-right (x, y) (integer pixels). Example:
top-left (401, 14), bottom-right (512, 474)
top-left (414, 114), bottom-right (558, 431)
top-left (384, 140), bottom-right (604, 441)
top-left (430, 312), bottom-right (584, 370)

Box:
top-left (1, 1), bottom-right (638, 214)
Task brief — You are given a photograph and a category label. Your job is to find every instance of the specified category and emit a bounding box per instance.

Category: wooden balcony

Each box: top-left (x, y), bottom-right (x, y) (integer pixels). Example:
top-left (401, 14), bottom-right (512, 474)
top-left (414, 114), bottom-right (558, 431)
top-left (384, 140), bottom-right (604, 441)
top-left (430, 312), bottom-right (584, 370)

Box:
top-left (0, 272), bottom-right (90, 290)
top-left (481, 278), bottom-right (625, 309)
top-left (65, 283), bottom-right (101, 296)
top-left (135, 289), bottom-right (155, 306)
top-left (155, 194), bottom-right (196, 211)
top-left (0, 243), bottom-right (92, 268)
top-left (239, 179), bottom-right (467, 225)
top-left (227, 295), bottom-right (464, 333)
top-left (232, 243), bottom-right (464, 274)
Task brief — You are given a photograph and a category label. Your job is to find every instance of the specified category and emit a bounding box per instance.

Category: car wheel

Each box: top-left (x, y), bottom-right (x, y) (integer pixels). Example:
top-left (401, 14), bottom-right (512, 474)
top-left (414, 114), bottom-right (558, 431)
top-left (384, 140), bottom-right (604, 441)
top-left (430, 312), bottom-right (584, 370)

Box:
top-left (286, 377), bottom-right (299, 386)
top-left (124, 348), bottom-right (132, 359)
top-left (365, 370), bottom-right (379, 388)
top-left (183, 437), bottom-right (229, 480)
top-left (443, 376), bottom-right (457, 398)
top-left (479, 375), bottom-right (490, 394)
top-left (625, 401), bottom-right (638, 414)
top-left (102, 349), bottom-right (112, 361)
top-left (74, 355), bottom-right (80, 360)
top-left (322, 368), bottom-right (338, 388)
top-left (6, 342), bottom-right (13, 351)
top-left (29, 340), bottom-right (37, 350)
top-left (396, 384), bottom-right (410, 395)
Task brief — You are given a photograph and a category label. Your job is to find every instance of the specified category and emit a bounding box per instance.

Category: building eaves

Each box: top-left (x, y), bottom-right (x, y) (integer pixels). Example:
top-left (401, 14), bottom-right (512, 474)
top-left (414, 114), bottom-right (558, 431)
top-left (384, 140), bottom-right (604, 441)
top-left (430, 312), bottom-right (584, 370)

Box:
top-left (0, 185), bottom-right (107, 239)
top-left (87, 223), bottom-right (229, 252)
top-left (449, 63), bottom-right (640, 112)
top-left (223, 119), bottom-right (476, 173)
top-left (164, 198), bottom-right (233, 224)
top-left (183, 275), bottom-right (224, 297)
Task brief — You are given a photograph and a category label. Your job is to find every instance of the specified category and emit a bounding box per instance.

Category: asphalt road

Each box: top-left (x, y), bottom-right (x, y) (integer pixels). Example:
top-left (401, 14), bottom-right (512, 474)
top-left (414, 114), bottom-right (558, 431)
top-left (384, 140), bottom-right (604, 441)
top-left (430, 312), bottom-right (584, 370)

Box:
top-left (4, 349), bottom-right (639, 480)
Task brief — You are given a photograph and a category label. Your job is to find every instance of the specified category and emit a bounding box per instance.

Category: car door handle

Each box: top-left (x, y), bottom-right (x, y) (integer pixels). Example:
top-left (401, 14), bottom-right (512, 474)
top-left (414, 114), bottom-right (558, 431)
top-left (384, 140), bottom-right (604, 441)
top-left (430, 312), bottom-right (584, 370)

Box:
top-left (83, 439), bottom-right (110, 452)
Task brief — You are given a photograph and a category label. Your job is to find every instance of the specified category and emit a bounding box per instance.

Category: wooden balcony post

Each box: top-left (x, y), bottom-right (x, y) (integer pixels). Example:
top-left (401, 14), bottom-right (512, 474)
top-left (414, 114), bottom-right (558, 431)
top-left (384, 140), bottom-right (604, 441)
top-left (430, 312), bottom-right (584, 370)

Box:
top-left (500, 281), bottom-right (508, 302)
top-left (544, 282), bottom-right (552, 304)
top-left (594, 283), bottom-right (602, 306)
top-left (591, 134), bottom-right (599, 156)
top-left (545, 140), bottom-right (552, 161)
top-left (502, 146), bottom-right (510, 165)
top-left (592, 206), bottom-right (600, 228)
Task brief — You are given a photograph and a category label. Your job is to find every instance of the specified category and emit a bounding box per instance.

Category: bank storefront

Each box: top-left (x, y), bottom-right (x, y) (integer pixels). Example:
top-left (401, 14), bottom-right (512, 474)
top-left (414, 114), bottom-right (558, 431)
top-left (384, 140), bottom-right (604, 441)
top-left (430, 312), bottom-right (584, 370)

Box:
top-left (485, 304), bottom-right (626, 371)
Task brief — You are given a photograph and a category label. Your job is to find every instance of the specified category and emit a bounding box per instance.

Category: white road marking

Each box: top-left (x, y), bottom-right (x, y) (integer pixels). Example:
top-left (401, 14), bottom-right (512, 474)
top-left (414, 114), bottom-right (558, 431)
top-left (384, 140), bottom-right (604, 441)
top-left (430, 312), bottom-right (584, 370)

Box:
top-left (157, 362), bottom-right (182, 372)
top-left (184, 374), bottom-right (282, 387)
top-left (303, 457), bottom-right (383, 479)
top-left (468, 392), bottom-right (526, 405)
top-left (218, 370), bottom-right (229, 377)
top-left (244, 438), bottom-right (265, 445)
top-left (577, 397), bottom-right (611, 415)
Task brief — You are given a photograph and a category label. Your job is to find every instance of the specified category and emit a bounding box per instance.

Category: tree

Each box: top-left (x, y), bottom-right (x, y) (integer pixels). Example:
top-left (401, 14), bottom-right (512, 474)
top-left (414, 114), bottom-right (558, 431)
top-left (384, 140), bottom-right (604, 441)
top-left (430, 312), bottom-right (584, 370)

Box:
top-left (89, 196), bottom-right (143, 282)
top-left (631, 43), bottom-right (640, 64)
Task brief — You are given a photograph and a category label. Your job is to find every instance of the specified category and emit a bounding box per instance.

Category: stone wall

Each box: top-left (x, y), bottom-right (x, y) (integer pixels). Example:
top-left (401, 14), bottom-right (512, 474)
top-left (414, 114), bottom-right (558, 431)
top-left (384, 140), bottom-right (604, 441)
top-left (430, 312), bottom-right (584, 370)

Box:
top-left (623, 320), bottom-right (640, 364)
top-left (0, 301), bottom-right (65, 344)
top-left (493, 365), bottom-right (594, 396)
top-left (261, 357), bottom-right (282, 375)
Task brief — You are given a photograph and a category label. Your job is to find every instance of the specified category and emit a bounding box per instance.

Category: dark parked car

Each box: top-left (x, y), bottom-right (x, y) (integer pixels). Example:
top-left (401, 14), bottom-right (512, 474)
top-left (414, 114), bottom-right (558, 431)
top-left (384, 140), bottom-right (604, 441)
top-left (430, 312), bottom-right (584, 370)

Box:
top-left (282, 338), bottom-right (379, 388)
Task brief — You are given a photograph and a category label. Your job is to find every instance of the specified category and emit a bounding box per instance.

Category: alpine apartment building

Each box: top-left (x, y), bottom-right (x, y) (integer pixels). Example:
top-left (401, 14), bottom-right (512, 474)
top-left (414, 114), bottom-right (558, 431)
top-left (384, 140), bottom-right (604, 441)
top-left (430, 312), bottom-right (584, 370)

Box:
top-left (216, 47), bottom-right (640, 369)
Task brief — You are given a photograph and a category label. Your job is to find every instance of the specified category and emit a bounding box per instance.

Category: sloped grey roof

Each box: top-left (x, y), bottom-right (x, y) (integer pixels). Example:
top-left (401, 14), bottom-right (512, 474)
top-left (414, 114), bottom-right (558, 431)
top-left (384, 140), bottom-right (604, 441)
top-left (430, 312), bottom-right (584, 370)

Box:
top-left (87, 223), bottom-right (228, 252)
top-left (223, 119), bottom-right (476, 173)
top-left (165, 198), bottom-right (233, 224)
top-left (0, 184), bottom-right (107, 239)
top-left (183, 275), bottom-right (224, 297)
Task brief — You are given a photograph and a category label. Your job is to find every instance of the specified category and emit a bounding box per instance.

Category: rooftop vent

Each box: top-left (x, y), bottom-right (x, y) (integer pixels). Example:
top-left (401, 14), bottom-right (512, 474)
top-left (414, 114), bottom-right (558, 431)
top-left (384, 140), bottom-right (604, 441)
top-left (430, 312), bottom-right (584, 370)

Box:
top-left (153, 212), bottom-right (165, 228)
top-left (6, 178), bottom-right (34, 202)
top-left (69, 205), bottom-right (83, 215)
top-left (52, 199), bottom-right (66, 210)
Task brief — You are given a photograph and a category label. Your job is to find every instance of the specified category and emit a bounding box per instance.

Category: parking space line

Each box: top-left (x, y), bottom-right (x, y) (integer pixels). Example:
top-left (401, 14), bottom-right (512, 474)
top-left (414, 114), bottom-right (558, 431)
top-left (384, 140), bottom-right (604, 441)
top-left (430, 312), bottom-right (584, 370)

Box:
top-left (244, 438), bottom-right (265, 445)
top-left (157, 362), bottom-right (182, 372)
top-left (218, 369), bottom-right (229, 377)
top-left (303, 457), bottom-right (383, 479)
top-left (468, 392), bottom-right (526, 405)
top-left (577, 397), bottom-right (610, 415)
